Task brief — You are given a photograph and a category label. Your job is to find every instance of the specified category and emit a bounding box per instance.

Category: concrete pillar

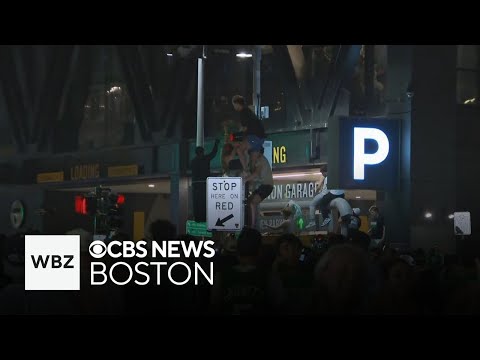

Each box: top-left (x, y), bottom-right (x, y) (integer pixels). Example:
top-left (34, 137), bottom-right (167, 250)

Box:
top-left (381, 45), bottom-right (413, 251)
top-left (409, 45), bottom-right (457, 253)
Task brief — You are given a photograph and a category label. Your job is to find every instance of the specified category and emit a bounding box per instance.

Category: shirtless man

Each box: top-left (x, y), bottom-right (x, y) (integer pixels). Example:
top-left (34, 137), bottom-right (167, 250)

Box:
top-left (232, 95), bottom-right (266, 173)
top-left (244, 147), bottom-right (273, 230)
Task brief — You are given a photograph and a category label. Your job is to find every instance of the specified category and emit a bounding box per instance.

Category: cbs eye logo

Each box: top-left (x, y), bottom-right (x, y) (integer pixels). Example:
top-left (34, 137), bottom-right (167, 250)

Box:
top-left (89, 241), bottom-right (107, 258)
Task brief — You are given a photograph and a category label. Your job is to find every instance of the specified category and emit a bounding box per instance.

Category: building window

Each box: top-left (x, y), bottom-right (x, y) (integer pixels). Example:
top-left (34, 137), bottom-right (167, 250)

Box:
top-left (78, 46), bottom-right (135, 150)
top-left (349, 45), bottom-right (387, 116)
top-left (80, 83), bottom-right (134, 150)
top-left (457, 45), bottom-right (479, 105)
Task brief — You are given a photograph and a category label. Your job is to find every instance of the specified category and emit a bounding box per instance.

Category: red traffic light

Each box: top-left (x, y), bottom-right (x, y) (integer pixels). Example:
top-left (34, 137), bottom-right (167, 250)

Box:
top-left (116, 194), bottom-right (125, 205)
top-left (74, 195), bottom-right (88, 215)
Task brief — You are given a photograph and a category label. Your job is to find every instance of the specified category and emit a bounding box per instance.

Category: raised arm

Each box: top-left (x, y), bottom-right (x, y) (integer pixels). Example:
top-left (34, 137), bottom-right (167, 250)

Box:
top-left (206, 139), bottom-right (220, 161)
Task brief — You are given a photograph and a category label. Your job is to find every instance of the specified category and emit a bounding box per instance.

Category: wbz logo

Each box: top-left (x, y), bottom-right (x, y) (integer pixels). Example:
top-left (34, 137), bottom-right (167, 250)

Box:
top-left (31, 254), bottom-right (75, 269)
top-left (25, 235), bottom-right (80, 290)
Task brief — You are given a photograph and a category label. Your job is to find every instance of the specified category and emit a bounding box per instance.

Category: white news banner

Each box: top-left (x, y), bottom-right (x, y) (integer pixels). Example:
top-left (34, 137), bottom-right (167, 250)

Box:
top-left (207, 177), bottom-right (244, 231)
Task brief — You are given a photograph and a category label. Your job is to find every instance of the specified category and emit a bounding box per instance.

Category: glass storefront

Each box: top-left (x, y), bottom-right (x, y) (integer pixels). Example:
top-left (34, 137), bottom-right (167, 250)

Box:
top-left (457, 45), bottom-right (479, 105)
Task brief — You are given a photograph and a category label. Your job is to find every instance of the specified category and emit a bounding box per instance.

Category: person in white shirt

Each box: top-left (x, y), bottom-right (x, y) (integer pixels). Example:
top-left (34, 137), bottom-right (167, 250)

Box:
top-left (305, 165), bottom-right (345, 230)
top-left (286, 200), bottom-right (304, 231)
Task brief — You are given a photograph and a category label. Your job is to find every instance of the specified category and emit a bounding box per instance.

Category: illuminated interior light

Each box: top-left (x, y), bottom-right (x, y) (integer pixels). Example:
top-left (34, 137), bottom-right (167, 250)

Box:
top-left (273, 172), bottom-right (321, 179)
top-left (236, 52), bottom-right (253, 58)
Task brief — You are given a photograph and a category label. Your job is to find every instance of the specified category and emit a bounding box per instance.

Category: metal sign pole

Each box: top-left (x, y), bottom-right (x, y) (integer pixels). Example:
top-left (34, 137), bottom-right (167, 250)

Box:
top-left (196, 49), bottom-right (205, 148)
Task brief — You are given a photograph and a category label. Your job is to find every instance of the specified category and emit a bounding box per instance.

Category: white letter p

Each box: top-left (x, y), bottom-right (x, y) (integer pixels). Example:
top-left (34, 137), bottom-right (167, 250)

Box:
top-left (353, 127), bottom-right (389, 180)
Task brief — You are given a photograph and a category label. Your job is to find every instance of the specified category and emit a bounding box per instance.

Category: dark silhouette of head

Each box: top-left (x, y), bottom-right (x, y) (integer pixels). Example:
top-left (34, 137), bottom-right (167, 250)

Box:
top-left (369, 205), bottom-right (380, 216)
top-left (150, 219), bottom-right (176, 241)
top-left (313, 244), bottom-right (369, 314)
top-left (195, 147), bottom-right (205, 156)
top-left (232, 95), bottom-right (246, 111)
top-left (349, 229), bottom-right (371, 252)
top-left (276, 233), bottom-right (302, 265)
top-left (237, 228), bottom-right (262, 258)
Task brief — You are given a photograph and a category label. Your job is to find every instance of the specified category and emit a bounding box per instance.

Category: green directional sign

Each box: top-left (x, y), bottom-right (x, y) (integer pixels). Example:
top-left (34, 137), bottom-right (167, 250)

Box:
top-left (186, 220), bottom-right (213, 238)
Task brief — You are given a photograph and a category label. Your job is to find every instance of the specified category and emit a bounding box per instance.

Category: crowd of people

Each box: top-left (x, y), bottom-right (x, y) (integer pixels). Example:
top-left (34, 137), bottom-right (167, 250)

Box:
top-left (211, 227), bottom-right (480, 315)
top-left (1, 220), bottom-right (479, 315)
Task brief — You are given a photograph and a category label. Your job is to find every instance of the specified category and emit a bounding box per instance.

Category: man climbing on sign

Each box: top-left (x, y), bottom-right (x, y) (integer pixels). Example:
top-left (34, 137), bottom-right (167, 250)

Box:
top-left (305, 164), bottom-right (345, 230)
top-left (243, 147), bottom-right (273, 230)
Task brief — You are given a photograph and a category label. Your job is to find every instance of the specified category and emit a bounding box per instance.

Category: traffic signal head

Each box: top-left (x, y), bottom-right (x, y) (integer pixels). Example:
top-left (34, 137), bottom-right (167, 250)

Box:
top-left (108, 193), bottom-right (125, 205)
top-left (106, 193), bottom-right (125, 229)
top-left (74, 195), bottom-right (87, 215)
top-left (74, 195), bottom-right (96, 215)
